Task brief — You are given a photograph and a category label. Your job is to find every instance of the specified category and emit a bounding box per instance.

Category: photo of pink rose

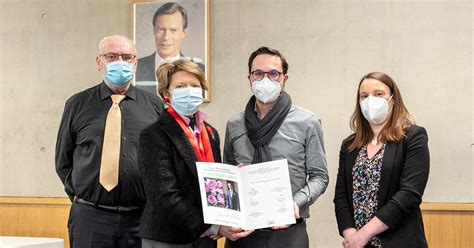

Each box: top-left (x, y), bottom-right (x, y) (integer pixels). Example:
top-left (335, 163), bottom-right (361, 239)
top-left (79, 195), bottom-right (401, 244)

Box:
top-left (204, 178), bottom-right (226, 208)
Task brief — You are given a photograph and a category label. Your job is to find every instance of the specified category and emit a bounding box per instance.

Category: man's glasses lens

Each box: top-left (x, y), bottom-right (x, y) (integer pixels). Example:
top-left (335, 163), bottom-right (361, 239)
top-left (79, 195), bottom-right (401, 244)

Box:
top-left (102, 53), bottom-right (136, 62)
top-left (251, 70), bottom-right (282, 81)
top-left (267, 71), bottom-right (281, 79)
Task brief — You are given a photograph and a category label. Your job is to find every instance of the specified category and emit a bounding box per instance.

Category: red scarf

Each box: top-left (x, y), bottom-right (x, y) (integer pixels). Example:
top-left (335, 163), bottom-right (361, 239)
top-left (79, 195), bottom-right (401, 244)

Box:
top-left (167, 107), bottom-right (215, 162)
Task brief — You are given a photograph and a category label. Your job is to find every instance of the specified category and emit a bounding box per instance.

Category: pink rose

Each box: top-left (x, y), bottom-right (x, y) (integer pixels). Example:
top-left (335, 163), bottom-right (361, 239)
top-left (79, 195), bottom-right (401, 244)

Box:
top-left (208, 180), bottom-right (217, 190)
top-left (208, 194), bottom-right (217, 205)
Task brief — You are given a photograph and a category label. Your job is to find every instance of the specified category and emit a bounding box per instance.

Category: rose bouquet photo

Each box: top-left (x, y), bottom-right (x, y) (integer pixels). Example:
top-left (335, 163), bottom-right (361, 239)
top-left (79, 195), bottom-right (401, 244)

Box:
top-left (204, 178), bottom-right (226, 208)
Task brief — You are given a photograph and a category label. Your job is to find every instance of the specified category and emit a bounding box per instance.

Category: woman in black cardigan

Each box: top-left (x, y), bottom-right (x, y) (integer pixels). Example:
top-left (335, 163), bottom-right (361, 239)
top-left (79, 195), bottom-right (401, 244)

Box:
top-left (334, 72), bottom-right (429, 248)
top-left (138, 60), bottom-right (221, 248)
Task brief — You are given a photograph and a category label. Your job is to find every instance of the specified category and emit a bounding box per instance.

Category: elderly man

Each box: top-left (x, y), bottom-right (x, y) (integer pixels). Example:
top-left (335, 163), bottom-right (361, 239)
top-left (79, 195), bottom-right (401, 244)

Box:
top-left (55, 35), bottom-right (163, 248)
top-left (135, 2), bottom-right (205, 94)
top-left (220, 47), bottom-right (329, 248)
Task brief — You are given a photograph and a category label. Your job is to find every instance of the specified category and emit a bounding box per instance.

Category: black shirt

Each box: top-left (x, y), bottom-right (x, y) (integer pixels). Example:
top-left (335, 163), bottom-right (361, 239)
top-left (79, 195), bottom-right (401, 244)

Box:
top-left (55, 82), bottom-right (163, 207)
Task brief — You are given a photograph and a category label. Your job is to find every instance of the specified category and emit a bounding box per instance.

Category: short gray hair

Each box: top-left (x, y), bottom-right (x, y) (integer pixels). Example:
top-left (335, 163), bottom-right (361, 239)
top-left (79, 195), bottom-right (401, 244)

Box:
top-left (98, 35), bottom-right (136, 55)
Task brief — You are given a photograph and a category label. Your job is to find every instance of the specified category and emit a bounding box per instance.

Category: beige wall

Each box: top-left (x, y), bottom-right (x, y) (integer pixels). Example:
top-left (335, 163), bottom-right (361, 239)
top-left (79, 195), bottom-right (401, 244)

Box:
top-left (0, 0), bottom-right (472, 247)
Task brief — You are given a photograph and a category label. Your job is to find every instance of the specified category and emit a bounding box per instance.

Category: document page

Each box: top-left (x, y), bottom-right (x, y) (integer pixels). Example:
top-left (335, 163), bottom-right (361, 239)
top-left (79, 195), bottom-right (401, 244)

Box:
top-left (196, 159), bottom-right (295, 229)
top-left (240, 159), bottom-right (295, 229)
top-left (196, 162), bottom-right (243, 227)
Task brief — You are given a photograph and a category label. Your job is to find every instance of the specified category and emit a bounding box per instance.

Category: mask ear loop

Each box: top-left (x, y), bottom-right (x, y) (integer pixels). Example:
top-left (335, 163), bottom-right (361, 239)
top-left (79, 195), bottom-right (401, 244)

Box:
top-left (387, 95), bottom-right (394, 113)
top-left (388, 95), bottom-right (394, 102)
top-left (163, 89), bottom-right (172, 105)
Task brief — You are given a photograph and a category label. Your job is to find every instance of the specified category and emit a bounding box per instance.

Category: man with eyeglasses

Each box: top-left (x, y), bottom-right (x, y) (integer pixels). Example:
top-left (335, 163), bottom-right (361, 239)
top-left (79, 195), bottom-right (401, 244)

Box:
top-left (55, 35), bottom-right (163, 248)
top-left (135, 2), bottom-right (205, 94)
top-left (219, 47), bottom-right (329, 248)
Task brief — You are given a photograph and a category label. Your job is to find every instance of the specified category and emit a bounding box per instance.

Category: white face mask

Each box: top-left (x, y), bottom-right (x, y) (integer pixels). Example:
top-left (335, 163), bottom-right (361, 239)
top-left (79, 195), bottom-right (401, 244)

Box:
top-left (360, 95), bottom-right (393, 125)
top-left (251, 77), bottom-right (281, 103)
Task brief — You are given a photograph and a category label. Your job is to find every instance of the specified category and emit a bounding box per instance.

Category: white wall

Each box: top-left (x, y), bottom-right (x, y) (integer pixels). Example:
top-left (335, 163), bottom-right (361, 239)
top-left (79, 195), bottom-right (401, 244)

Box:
top-left (0, 0), bottom-right (472, 247)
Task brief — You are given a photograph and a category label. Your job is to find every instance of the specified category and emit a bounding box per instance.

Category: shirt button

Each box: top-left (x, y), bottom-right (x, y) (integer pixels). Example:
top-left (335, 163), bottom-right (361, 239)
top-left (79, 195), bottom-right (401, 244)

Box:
top-left (123, 136), bottom-right (127, 141)
top-left (123, 153), bottom-right (127, 157)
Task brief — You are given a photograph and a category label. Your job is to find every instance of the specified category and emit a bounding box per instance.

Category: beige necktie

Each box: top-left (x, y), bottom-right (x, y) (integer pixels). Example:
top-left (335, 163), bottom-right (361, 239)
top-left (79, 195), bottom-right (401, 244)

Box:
top-left (100, 94), bottom-right (126, 191)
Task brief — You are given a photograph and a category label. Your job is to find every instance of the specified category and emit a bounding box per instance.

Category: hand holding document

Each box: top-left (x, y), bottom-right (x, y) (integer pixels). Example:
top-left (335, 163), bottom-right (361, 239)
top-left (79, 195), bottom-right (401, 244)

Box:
top-left (196, 159), bottom-right (296, 230)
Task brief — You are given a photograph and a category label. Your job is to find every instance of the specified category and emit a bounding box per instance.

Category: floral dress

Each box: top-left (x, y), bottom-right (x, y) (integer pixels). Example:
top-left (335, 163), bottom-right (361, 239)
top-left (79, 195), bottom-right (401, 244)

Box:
top-left (352, 144), bottom-right (386, 246)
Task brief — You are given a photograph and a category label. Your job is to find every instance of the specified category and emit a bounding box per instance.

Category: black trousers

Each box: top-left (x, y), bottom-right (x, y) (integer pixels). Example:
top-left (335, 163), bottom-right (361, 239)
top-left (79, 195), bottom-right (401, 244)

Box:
top-left (225, 222), bottom-right (308, 248)
top-left (142, 237), bottom-right (216, 248)
top-left (68, 201), bottom-right (142, 248)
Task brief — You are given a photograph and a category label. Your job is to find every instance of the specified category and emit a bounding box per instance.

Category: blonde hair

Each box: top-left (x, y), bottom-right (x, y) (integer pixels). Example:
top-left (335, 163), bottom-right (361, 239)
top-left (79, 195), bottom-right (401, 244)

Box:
top-left (156, 60), bottom-right (207, 99)
top-left (347, 72), bottom-right (414, 152)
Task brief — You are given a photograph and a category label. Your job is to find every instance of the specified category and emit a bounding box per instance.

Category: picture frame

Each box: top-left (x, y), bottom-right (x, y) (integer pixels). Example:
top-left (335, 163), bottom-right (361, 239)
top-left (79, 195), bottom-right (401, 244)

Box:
top-left (132, 0), bottom-right (211, 102)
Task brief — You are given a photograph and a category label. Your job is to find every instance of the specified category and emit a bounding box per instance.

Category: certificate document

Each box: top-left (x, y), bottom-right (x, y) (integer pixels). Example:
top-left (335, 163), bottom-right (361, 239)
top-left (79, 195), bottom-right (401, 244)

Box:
top-left (196, 159), bottom-right (295, 230)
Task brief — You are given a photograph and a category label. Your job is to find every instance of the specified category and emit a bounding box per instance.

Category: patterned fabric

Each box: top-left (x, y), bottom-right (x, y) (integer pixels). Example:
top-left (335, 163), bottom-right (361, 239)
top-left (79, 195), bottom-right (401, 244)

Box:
top-left (352, 144), bottom-right (386, 246)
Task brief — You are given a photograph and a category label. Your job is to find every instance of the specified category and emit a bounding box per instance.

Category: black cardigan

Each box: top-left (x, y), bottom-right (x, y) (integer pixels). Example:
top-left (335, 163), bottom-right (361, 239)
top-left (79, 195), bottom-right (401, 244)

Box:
top-left (138, 110), bottom-right (221, 244)
top-left (334, 125), bottom-right (430, 248)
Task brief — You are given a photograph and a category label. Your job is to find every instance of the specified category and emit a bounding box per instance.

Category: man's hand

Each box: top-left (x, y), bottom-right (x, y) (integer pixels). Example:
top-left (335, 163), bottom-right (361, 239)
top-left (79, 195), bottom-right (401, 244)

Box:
top-left (272, 202), bottom-right (301, 230)
top-left (271, 224), bottom-right (291, 230)
top-left (218, 226), bottom-right (254, 241)
top-left (293, 202), bottom-right (300, 219)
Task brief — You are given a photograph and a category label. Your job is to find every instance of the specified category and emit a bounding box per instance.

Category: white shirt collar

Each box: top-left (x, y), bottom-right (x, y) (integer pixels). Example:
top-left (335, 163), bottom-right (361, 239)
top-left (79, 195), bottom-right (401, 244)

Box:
top-left (154, 52), bottom-right (181, 75)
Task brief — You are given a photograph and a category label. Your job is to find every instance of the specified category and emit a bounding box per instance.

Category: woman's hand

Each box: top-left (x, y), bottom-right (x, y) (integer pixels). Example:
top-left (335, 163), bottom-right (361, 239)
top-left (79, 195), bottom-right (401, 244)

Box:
top-left (343, 216), bottom-right (388, 247)
top-left (342, 227), bottom-right (357, 239)
top-left (341, 228), bottom-right (358, 247)
top-left (218, 226), bottom-right (254, 241)
top-left (342, 230), bottom-right (370, 248)
top-left (209, 234), bottom-right (222, 240)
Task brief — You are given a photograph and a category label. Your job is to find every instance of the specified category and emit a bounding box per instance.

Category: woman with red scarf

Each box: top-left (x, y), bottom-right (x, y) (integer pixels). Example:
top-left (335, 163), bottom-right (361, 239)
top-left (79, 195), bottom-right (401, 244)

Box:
top-left (138, 60), bottom-right (221, 248)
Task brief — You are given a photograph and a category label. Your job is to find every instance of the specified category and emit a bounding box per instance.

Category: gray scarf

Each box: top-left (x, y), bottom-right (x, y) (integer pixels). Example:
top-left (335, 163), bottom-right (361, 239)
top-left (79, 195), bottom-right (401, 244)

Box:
top-left (244, 92), bottom-right (292, 163)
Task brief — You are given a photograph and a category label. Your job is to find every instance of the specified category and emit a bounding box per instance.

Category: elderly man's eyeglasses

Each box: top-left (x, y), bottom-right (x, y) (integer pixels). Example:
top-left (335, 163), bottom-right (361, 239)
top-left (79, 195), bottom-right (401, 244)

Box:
top-left (250, 70), bottom-right (283, 81)
top-left (101, 53), bottom-right (136, 63)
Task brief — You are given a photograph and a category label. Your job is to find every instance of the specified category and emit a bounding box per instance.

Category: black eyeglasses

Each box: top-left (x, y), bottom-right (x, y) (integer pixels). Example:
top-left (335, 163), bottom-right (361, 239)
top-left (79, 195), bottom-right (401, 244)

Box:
top-left (250, 70), bottom-right (283, 81)
top-left (101, 53), bottom-right (136, 62)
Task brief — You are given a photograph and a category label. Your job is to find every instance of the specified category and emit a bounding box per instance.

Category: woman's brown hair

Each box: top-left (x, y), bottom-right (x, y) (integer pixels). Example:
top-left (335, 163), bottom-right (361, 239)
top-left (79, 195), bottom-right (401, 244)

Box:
top-left (347, 72), bottom-right (414, 152)
top-left (156, 60), bottom-right (207, 100)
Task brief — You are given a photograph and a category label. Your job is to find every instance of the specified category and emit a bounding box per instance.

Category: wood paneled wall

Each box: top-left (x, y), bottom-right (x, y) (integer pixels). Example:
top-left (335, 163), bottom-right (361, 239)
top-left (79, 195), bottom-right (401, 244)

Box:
top-left (0, 197), bottom-right (70, 247)
top-left (0, 197), bottom-right (472, 248)
top-left (421, 203), bottom-right (473, 248)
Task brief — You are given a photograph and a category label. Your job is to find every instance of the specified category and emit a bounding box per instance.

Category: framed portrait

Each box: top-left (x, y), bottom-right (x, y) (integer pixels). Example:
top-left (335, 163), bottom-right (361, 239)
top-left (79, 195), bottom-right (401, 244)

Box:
top-left (132, 0), bottom-right (211, 102)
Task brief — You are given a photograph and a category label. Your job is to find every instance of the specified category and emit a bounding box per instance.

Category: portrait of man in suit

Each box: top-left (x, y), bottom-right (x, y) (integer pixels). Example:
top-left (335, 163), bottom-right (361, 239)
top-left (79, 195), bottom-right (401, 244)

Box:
top-left (134, 1), bottom-right (206, 95)
top-left (225, 181), bottom-right (240, 211)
